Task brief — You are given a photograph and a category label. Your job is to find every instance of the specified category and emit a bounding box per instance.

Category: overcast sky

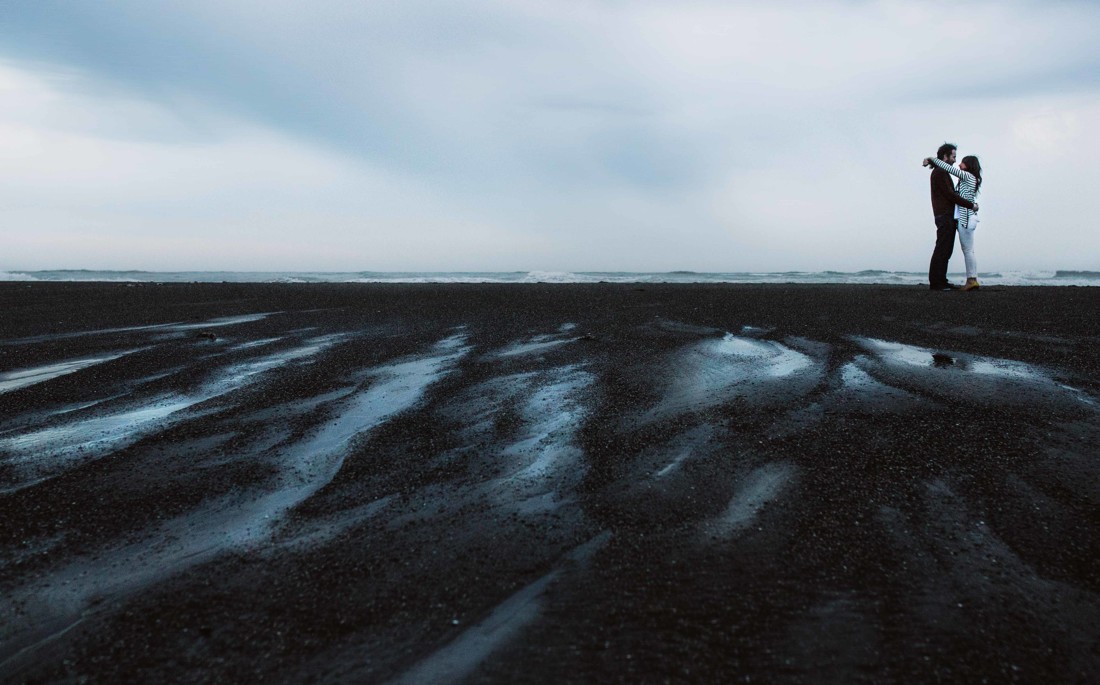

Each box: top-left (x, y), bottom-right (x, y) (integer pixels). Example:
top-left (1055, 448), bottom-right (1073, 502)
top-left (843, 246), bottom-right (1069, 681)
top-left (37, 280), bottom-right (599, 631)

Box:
top-left (2, 0), bottom-right (1098, 272)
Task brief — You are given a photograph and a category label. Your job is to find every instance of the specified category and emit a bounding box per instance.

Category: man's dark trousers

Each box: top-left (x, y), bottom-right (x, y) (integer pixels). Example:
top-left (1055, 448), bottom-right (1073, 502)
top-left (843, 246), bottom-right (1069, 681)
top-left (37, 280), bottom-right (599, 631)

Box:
top-left (928, 214), bottom-right (957, 288)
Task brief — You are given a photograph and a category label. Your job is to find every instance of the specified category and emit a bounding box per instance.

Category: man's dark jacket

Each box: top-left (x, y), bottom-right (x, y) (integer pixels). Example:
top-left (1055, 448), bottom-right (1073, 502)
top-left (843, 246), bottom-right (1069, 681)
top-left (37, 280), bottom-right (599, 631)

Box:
top-left (930, 166), bottom-right (975, 217)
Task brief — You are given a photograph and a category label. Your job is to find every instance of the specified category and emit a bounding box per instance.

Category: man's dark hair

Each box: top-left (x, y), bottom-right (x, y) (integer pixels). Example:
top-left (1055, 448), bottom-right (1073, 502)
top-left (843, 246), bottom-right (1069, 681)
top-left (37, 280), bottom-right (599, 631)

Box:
top-left (937, 142), bottom-right (957, 161)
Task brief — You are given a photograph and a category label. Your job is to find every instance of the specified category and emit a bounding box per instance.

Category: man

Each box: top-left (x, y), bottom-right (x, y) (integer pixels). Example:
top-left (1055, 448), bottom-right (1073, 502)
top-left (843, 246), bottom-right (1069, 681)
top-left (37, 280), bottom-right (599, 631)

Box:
top-left (927, 142), bottom-right (978, 291)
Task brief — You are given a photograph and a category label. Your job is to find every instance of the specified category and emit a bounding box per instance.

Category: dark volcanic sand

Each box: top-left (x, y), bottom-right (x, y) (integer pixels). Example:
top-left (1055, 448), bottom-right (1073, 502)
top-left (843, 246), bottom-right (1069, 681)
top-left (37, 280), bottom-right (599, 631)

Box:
top-left (1, 282), bottom-right (1098, 684)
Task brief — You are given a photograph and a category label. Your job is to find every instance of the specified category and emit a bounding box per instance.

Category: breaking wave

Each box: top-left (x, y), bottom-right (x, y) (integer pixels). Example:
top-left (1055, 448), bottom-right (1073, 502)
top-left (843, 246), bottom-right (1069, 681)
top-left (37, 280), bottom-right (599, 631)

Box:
top-left (2, 270), bottom-right (1099, 286)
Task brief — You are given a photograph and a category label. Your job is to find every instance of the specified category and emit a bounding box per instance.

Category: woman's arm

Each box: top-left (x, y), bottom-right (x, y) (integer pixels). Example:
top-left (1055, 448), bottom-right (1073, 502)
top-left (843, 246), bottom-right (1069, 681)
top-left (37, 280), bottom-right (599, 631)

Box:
top-left (940, 176), bottom-right (976, 210)
top-left (927, 156), bottom-right (976, 182)
top-left (926, 163), bottom-right (977, 211)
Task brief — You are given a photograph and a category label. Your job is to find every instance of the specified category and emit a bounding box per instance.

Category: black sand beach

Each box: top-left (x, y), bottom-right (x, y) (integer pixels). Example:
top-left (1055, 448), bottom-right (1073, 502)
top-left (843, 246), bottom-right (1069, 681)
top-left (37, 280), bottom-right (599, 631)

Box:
top-left (1, 282), bottom-right (1098, 684)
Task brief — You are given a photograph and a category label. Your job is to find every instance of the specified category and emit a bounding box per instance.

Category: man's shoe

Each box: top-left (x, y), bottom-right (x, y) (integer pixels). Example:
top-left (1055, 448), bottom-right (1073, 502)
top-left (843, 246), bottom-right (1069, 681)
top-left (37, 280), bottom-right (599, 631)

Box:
top-left (944, 282), bottom-right (963, 290)
top-left (929, 284), bottom-right (954, 291)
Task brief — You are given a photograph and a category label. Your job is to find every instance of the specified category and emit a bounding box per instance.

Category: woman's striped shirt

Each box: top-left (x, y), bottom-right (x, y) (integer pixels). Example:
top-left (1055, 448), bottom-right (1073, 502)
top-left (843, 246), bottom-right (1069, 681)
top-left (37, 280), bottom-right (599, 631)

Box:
top-left (930, 157), bottom-right (979, 230)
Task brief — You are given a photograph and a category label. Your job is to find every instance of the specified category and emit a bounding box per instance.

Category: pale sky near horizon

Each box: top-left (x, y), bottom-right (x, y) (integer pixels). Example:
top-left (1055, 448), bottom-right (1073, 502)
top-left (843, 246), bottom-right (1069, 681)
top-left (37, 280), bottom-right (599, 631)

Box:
top-left (1, 0), bottom-right (1098, 273)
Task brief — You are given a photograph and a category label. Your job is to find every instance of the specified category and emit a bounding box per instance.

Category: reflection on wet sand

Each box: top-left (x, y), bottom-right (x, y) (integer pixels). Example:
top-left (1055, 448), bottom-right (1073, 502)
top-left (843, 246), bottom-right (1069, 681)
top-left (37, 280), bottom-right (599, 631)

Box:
top-left (853, 337), bottom-right (1089, 408)
top-left (1, 304), bottom-right (1098, 684)
top-left (0, 312), bottom-right (281, 346)
top-left (0, 333), bottom-right (470, 672)
top-left (0, 335), bottom-right (347, 493)
top-left (0, 349), bottom-right (145, 394)
top-left (388, 532), bottom-right (611, 685)
top-left (650, 332), bottom-right (820, 419)
top-left (704, 462), bottom-right (796, 540)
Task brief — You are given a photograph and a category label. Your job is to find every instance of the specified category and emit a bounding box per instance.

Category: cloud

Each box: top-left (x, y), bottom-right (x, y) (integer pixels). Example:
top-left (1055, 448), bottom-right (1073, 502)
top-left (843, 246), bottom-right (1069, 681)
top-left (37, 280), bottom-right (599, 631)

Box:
top-left (1, 0), bottom-right (1099, 271)
top-left (0, 62), bottom-right (546, 270)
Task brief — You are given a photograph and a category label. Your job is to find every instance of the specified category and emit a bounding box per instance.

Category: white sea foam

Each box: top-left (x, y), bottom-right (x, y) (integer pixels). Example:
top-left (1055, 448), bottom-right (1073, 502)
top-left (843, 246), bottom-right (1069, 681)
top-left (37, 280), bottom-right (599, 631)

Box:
top-left (0, 271), bottom-right (38, 281)
top-left (6, 269), bottom-right (1099, 285)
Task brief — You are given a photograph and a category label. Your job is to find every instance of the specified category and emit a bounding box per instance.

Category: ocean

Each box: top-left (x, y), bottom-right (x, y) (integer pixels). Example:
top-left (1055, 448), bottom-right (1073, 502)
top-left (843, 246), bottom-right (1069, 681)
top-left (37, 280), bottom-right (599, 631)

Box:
top-left (2, 270), bottom-right (1099, 286)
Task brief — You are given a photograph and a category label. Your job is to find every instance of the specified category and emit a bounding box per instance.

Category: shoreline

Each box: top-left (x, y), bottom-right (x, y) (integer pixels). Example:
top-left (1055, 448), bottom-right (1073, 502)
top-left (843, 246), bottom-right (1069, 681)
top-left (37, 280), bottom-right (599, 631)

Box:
top-left (4, 269), bottom-right (1100, 287)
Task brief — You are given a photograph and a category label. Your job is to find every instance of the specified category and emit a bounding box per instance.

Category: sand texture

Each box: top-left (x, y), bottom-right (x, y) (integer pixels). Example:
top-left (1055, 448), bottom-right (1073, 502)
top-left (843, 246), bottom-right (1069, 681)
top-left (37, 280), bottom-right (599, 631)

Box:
top-left (1, 282), bottom-right (1099, 683)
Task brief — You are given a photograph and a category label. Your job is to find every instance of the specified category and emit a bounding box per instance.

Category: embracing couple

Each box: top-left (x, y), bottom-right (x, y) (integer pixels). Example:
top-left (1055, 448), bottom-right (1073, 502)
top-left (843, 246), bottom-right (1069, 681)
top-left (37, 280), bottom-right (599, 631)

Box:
top-left (924, 142), bottom-right (984, 291)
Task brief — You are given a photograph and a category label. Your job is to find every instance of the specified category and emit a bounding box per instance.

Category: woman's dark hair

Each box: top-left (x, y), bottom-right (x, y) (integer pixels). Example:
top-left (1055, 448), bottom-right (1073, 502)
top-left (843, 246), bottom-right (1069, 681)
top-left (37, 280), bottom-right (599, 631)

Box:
top-left (962, 155), bottom-right (982, 193)
top-left (937, 142), bottom-right (957, 160)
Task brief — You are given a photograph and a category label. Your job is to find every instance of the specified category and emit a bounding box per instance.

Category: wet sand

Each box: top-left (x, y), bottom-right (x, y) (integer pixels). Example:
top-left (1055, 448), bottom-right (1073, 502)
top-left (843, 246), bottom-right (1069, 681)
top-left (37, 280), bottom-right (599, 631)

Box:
top-left (1, 282), bottom-right (1098, 683)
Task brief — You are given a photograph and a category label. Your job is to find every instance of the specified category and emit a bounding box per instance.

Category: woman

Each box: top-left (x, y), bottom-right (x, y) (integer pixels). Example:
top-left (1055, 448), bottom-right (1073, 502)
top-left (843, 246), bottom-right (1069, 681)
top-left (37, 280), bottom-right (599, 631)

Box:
top-left (923, 154), bottom-right (983, 291)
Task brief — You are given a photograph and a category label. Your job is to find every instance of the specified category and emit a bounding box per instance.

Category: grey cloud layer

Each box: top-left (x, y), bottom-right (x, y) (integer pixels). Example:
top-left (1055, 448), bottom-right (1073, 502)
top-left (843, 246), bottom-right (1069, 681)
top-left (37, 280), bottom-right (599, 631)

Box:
top-left (2, 1), bottom-right (1100, 270)
top-left (9, 1), bottom-right (1095, 183)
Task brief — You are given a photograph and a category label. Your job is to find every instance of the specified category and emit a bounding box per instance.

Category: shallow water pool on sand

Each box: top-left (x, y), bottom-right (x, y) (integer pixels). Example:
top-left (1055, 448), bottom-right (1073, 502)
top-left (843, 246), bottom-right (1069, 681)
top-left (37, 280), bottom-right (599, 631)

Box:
top-left (0, 349), bottom-right (144, 394)
top-left (0, 335), bottom-right (346, 492)
top-left (650, 332), bottom-right (820, 419)
top-left (852, 336), bottom-right (1089, 408)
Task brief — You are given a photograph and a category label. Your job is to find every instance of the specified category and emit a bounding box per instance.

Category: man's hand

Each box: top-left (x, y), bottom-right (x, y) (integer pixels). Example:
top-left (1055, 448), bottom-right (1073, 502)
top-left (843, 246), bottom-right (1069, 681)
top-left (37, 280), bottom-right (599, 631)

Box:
top-left (922, 158), bottom-right (932, 167)
top-left (973, 202), bottom-right (979, 213)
